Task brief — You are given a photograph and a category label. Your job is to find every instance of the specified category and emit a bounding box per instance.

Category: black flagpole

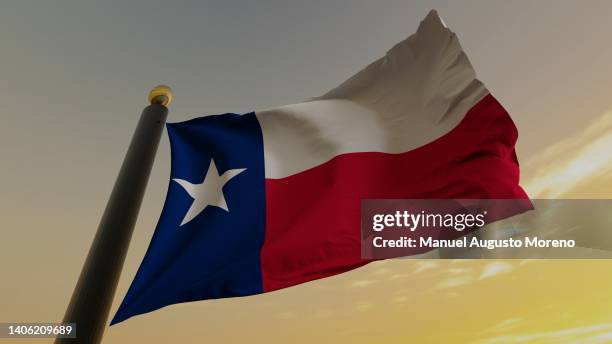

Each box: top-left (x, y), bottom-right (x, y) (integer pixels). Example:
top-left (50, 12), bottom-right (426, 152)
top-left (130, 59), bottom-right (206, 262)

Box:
top-left (56, 86), bottom-right (173, 344)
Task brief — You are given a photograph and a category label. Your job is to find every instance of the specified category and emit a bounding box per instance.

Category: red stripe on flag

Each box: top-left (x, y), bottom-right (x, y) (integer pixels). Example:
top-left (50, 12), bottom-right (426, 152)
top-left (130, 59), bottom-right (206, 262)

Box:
top-left (260, 94), bottom-right (529, 292)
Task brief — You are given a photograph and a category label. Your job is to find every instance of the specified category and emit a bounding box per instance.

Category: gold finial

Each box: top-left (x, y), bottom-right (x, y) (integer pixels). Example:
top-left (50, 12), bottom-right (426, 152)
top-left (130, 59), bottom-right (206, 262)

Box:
top-left (148, 85), bottom-right (173, 107)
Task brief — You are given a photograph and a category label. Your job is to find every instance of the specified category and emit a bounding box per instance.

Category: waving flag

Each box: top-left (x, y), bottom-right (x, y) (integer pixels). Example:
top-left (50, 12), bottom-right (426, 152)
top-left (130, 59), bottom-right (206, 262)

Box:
top-left (112, 10), bottom-right (529, 324)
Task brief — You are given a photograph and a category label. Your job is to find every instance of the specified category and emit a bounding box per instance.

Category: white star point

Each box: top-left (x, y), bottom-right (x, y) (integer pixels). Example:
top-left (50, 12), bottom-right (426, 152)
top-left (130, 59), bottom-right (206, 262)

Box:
top-left (173, 159), bottom-right (246, 227)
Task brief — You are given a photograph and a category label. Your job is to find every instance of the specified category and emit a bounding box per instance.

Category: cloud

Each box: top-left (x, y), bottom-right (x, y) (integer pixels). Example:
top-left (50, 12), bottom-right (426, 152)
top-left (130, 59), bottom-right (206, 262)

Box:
top-left (355, 301), bottom-right (375, 312)
top-left (448, 267), bottom-right (472, 275)
top-left (350, 280), bottom-right (379, 287)
top-left (392, 295), bottom-right (408, 303)
top-left (413, 261), bottom-right (438, 273)
top-left (475, 323), bottom-right (612, 344)
top-left (371, 267), bottom-right (392, 275)
top-left (523, 110), bottom-right (612, 198)
top-left (481, 318), bottom-right (523, 334)
top-left (388, 273), bottom-right (411, 280)
top-left (435, 276), bottom-right (473, 289)
top-left (479, 262), bottom-right (514, 280)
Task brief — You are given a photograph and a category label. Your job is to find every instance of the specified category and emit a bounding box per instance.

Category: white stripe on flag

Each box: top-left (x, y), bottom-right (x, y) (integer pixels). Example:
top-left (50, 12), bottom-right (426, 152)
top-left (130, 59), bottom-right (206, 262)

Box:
top-left (256, 10), bottom-right (488, 179)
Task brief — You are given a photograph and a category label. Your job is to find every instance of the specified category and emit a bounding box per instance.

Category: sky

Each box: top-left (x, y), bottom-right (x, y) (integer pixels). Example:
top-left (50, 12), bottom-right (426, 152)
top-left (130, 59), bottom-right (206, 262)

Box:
top-left (1, 0), bottom-right (612, 343)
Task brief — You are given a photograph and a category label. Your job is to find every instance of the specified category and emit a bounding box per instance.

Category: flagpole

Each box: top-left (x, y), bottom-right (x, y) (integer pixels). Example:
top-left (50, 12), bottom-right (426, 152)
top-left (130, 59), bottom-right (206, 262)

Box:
top-left (55, 86), bottom-right (173, 344)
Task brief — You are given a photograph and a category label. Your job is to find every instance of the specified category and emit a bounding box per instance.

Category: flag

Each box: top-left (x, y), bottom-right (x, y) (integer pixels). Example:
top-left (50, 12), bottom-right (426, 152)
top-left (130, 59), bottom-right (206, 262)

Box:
top-left (111, 10), bottom-right (529, 324)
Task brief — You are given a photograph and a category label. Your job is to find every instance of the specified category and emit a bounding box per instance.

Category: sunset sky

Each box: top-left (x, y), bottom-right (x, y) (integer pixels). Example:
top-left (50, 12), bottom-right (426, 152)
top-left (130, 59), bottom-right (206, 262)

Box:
top-left (1, 1), bottom-right (612, 343)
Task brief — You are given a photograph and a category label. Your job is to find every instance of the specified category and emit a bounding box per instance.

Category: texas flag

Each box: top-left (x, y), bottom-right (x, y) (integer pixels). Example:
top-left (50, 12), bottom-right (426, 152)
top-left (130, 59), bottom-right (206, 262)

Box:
top-left (112, 10), bottom-right (529, 324)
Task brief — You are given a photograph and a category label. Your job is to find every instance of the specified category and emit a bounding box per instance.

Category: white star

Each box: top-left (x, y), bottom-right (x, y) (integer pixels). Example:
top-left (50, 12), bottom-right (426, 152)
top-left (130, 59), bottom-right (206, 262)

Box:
top-left (172, 159), bottom-right (246, 226)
